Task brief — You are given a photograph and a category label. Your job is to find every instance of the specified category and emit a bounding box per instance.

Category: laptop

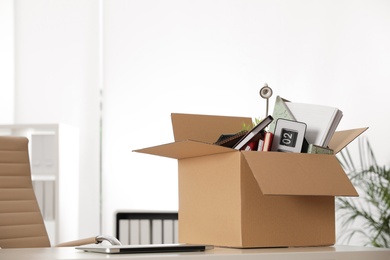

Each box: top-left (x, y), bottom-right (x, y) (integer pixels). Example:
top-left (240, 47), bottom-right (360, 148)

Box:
top-left (75, 243), bottom-right (212, 254)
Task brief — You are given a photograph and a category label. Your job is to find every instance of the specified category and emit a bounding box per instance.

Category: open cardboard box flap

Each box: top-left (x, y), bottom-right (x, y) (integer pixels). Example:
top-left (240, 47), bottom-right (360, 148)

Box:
top-left (171, 113), bottom-right (368, 153)
top-left (328, 127), bottom-right (368, 153)
top-left (135, 113), bottom-right (368, 157)
top-left (171, 113), bottom-right (252, 143)
top-left (242, 151), bottom-right (358, 196)
top-left (134, 140), bottom-right (234, 160)
top-left (134, 113), bottom-right (367, 197)
top-left (135, 113), bottom-right (252, 159)
top-left (134, 127), bottom-right (369, 160)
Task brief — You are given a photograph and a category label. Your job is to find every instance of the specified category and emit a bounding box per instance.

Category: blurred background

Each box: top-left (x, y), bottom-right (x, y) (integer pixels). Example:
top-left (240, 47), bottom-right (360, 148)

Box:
top-left (1, 0), bottom-right (389, 246)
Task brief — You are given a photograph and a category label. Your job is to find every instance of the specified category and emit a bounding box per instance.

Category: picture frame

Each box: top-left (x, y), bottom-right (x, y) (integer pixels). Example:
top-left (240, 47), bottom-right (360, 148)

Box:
top-left (271, 118), bottom-right (307, 153)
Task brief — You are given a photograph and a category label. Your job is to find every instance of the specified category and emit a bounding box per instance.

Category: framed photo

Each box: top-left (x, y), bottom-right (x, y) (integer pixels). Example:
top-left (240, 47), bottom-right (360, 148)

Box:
top-left (271, 119), bottom-right (307, 153)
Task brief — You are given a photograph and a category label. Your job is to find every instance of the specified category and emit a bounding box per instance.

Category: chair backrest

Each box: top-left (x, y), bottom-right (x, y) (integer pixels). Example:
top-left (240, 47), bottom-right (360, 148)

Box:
top-left (0, 136), bottom-right (51, 248)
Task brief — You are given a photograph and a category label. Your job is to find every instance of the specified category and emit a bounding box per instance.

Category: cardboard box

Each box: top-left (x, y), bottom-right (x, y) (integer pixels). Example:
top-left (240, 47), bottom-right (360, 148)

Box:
top-left (134, 113), bottom-right (368, 248)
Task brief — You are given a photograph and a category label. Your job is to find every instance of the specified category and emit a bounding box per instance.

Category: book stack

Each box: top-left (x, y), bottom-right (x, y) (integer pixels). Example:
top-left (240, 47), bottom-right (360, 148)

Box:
top-left (212, 115), bottom-right (274, 152)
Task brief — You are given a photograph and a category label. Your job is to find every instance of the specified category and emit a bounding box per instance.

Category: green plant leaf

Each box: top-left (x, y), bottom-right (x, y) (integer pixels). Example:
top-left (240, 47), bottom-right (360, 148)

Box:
top-left (336, 137), bottom-right (390, 248)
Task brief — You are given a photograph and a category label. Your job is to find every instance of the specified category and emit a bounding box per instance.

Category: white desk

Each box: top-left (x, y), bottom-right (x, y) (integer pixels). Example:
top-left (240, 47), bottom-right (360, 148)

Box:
top-left (0, 245), bottom-right (389, 260)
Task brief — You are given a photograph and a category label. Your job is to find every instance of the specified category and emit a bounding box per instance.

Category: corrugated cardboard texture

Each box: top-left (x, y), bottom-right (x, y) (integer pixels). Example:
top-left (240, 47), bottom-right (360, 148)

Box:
top-left (134, 140), bottom-right (234, 159)
top-left (178, 152), bottom-right (243, 247)
top-left (171, 113), bottom-right (252, 143)
top-left (134, 113), bottom-right (366, 248)
top-left (240, 157), bottom-right (335, 247)
top-left (242, 152), bottom-right (358, 196)
top-left (178, 151), bottom-right (337, 248)
top-left (328, 127), bottom-right (368, 154)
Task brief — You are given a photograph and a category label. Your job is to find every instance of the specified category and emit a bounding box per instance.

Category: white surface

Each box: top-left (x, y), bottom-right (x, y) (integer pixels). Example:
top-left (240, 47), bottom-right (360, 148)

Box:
top-left (13, 0), bottom-right (102, 240)
top-left (0, 246), bottom-right (389, 260)
top-left (0, 0), bottom-right (14, 124)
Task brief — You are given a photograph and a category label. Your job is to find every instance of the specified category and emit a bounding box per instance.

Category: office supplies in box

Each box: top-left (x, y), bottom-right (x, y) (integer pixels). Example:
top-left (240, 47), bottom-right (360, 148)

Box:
top-left (134, 113), bottom-right (368, 248)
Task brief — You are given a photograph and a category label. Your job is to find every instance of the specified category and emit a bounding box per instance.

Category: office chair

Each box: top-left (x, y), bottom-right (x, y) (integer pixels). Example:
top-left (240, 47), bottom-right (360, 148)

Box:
top-left (0, 136), bottom-right (120, 248)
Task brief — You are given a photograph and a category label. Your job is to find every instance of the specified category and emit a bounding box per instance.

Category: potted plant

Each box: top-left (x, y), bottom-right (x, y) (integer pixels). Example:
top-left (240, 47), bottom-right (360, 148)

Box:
top-left (337, 137), bottom-right (390, 248)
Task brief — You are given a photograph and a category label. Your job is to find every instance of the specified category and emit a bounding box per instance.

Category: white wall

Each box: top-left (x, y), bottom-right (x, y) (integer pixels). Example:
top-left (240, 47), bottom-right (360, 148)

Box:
top-left (13, 0), bottom-right (102, 241)
top-left (102, 0), bottom-right (390, 246)
top-left (0, 0), bottom-right (14, 123)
